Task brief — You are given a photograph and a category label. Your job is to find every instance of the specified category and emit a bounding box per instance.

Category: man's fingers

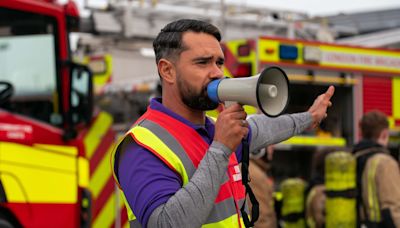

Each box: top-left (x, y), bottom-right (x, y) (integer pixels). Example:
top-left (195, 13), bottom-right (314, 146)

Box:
top-left (241, 119), bottom-right (249, 127)
top-left (224, 103), bottom-right (244, 112)
top-left (229, 111), bottom-right (246, 119)
top-left (324, 85), bottom-right (335, 101)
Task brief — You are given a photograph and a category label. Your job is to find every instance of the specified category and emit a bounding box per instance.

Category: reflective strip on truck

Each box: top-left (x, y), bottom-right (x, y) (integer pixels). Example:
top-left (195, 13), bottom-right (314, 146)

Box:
top-left (83, 111), bottom-right (129, 227)
top-left (84, 112), bottom-right (113, 159)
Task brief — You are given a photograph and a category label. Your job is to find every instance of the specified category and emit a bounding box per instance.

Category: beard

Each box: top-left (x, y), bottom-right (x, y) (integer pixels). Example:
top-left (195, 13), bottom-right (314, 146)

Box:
top-left (177, 74), bottom-right (219, 111)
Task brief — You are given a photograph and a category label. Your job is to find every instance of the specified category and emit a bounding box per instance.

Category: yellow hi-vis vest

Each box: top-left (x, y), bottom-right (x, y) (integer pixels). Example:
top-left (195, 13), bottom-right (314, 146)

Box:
top-left (354, 147), bottom-right (392, 226)
top-left (325, 151), bottom-right (356, 228)
top-left (111, 107), bottom-right (248, 227)
top-left (281, 178), bottom-right (306, 228)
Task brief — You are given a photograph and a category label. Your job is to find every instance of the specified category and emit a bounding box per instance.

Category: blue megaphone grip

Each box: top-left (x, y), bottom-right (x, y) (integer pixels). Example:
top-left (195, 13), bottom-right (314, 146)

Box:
top-left (207, 79), bottom-right (223, 103)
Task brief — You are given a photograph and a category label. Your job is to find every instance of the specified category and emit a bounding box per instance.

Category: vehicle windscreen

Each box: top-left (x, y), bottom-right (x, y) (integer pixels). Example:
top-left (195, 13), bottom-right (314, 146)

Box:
top-left (0, 7), bottom-right (62, 126)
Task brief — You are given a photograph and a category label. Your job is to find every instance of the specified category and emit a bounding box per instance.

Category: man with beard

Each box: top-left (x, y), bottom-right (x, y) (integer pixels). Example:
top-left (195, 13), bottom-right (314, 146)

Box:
top-left (112, 19), bottom-right (334, 228)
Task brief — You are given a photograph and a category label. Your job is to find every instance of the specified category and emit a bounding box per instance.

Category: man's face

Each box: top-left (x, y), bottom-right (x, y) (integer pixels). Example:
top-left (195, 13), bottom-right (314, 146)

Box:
top-left (174, 32), bottom-right (224, 110)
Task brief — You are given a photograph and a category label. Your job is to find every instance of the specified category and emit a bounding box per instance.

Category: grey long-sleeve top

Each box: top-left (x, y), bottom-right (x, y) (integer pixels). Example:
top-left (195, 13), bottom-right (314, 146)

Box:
top-left (147, 112), bottom-right (312, 227)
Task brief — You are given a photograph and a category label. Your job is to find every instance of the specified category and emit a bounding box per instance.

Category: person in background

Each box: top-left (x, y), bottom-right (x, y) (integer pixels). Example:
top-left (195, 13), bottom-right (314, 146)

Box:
top-left (305, 148), bottom-right (340, 228)
top-left (353, 110), bottom-right (400, 227)
top-left (248, 145), bottom-right (277, 228)
top-left (112, 19), bottom-right (335, 227)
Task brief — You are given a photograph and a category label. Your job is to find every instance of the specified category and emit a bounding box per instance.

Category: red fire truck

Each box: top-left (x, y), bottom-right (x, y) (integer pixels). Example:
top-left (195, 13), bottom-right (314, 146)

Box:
top-left (222, 36), bottom-right (400, 182)
top-left (0, 0), bottom-right (126, 227)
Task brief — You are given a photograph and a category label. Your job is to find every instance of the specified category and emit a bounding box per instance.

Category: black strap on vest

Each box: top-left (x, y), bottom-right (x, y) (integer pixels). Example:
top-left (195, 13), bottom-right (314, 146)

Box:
top-left (325, 189), bottom-right (357, 198)
top-left (240, 138), bottom-right (259, 227)
top-left (282, 212), bottom-right (304, 222)
top-left (355, 147), bottom-right (396, 228)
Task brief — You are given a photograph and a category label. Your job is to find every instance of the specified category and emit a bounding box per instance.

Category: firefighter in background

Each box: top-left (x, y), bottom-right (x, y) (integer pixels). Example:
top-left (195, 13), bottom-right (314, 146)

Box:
top-left (280, 178), bottom-right (306, 228)
top-left (353, 110), bottom-right (400, 227)
top-left (325, 151), bottom-right (357, 228)
top-left (248, 145), bottom-right (277, 228)
top-left (305, 149), bottom-right (330, 228)
top-left (306, 178), bottom-right (325, 228)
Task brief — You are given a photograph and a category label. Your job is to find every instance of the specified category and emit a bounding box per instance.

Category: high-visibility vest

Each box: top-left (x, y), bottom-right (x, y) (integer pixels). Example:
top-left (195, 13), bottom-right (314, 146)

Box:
top-left (325, 151), bottom-right (356, 228)
top-left (354, 147), bottom-right (394, 227)
top-left (112, 107), bottom-right (247, 227)
top-left (280, 178), bottom-right (306, 228)
top-left (364, 156), bottom-right (382, 223)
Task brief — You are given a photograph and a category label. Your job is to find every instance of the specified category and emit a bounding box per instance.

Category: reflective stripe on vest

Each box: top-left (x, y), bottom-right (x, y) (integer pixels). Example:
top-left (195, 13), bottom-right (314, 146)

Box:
top-left (367, 156), bottom-right (381, 222)
top-left (135, 119), bottom-right (196, 181)
top-left (113, 107), bottom-right (247, 227)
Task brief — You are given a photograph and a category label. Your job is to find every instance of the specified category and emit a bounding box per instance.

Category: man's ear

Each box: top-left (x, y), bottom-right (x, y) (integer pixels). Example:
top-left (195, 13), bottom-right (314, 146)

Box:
top-left (381, 128), bottom-right (389, 139)
top-left (378, 128), bottom-right (390, 147)
top-left (158, 59), bottom-right (175, 83)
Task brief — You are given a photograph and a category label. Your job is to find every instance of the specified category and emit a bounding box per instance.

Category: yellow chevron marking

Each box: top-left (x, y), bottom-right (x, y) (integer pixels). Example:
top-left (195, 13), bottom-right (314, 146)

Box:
top-left (84, 112), bottom-right (112, 159)
top-left (89, 144), bottom-right (114, 199)
top-left (92, 193), bottom-right (116, 228)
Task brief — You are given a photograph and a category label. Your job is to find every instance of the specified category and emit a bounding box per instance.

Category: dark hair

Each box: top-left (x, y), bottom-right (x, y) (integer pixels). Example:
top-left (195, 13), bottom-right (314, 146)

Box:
top-left (152, 19), bottom-right (221, 64)
top-left (360, 110), bottom-right (389, 140)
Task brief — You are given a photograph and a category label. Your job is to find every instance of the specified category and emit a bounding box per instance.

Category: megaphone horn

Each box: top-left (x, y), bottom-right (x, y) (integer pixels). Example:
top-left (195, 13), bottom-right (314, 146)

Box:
top-left (207, 66), bottom-right (289, 117)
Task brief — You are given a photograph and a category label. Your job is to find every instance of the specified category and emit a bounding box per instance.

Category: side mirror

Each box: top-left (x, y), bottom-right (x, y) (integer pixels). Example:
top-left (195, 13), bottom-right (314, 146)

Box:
top-left (69, 63), bottom-right (93, 125)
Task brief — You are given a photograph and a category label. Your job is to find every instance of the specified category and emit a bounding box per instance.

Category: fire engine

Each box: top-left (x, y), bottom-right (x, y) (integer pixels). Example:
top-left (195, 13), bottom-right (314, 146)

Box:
top-left (221, 36), bottom-right (400, 183)
top-left (0, 0), bottom-right (126, 227)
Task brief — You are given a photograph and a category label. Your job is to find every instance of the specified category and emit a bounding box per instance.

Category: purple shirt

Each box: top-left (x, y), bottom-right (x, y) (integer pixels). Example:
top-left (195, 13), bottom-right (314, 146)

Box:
top-left (117, 98), bottom-right (249, 227)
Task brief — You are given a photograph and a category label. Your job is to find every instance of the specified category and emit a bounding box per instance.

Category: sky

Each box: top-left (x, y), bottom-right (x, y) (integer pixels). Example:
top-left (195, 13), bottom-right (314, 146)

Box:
top-left (81, 0), bottom-right (400, 17)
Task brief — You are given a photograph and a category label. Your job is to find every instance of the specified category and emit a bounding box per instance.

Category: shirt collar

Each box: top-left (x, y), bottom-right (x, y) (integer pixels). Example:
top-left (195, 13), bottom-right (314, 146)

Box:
top-left (149, 97), bottom-right (214, 133)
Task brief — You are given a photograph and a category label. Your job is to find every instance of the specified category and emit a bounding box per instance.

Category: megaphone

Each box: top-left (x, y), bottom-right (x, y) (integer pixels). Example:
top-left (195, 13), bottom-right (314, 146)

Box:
top-left (207, 66), bottom-right (289, 117)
